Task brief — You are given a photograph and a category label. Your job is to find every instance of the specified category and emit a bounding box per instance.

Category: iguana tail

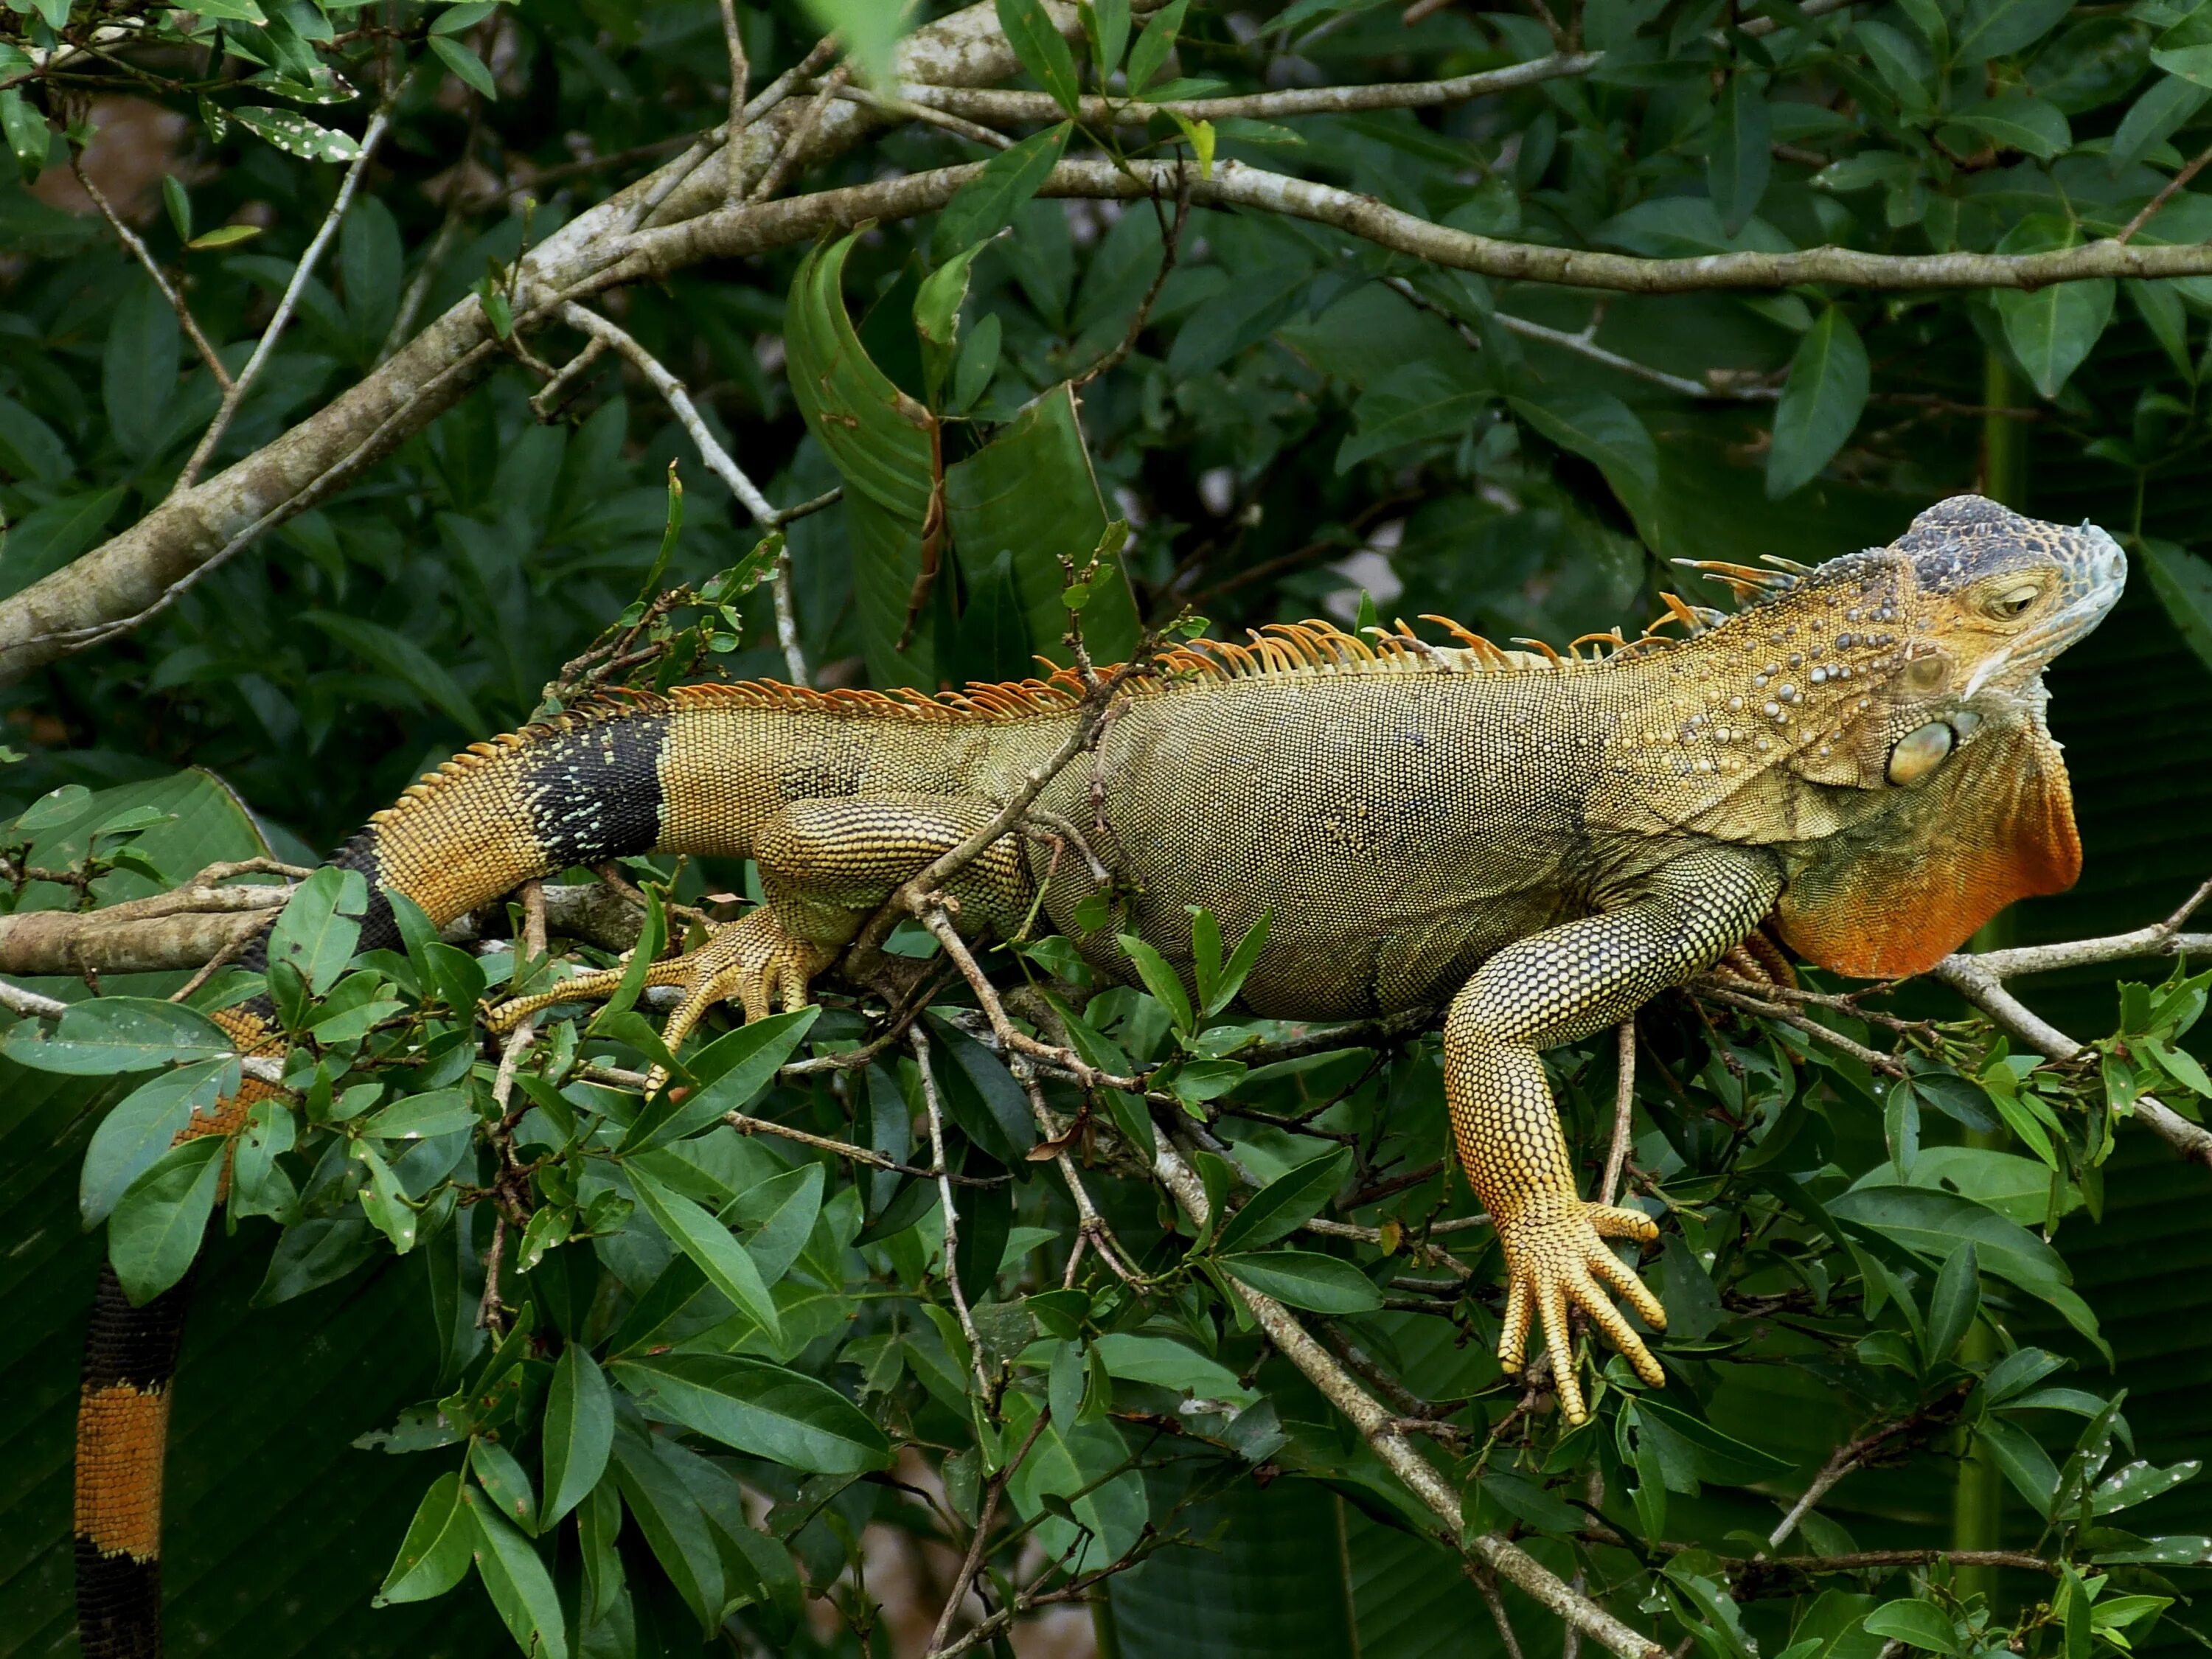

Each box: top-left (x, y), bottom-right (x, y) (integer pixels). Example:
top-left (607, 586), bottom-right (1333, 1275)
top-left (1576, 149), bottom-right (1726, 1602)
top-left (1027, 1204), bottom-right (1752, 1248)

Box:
top-left (70, 692), bottom-right (703, 1657)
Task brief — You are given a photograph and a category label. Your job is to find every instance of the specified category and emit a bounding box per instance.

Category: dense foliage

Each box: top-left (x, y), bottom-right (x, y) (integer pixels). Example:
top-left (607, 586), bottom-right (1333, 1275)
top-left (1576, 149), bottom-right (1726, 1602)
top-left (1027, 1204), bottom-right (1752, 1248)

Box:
top-left (5, 1), bottom-right (2212, 1657)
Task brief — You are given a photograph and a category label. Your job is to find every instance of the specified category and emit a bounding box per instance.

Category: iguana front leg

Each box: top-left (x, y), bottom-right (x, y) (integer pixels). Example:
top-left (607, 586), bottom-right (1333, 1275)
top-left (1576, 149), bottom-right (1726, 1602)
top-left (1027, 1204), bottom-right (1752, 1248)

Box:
top-left (1444, 845), bottom-right (1782, 1422)
top-left (488, 794), bottom-right (1032, 1056)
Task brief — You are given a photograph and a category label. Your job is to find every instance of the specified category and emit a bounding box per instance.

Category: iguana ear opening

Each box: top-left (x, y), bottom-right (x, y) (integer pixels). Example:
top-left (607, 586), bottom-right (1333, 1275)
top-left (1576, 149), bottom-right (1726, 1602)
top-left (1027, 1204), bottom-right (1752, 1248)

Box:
top-left (1775, 720), bottom-right (2081, 978)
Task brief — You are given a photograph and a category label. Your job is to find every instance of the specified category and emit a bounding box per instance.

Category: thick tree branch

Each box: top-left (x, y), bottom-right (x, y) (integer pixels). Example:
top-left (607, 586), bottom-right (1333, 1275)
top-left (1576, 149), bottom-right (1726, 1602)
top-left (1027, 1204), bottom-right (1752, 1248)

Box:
top-left (0, 0), bottom-right (1065, 683)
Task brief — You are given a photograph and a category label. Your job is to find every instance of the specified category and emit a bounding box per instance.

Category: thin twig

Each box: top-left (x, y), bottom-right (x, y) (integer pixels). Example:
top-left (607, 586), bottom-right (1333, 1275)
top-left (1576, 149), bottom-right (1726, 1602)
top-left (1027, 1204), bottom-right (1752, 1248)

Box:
top-left (715, 0), bottom-right (750, 208)
top-left (73, 160), bottom-right (231, 390)
top-left (557, 302), bottom-right (779, 521)
top-left (914, 1023), bottom-right (995, 1399)
top-left (925, 1408), bottom-right (1053, 1655)
top-left (175, 104), bottom-right (394, 493)
top-left (1072, 162), bottom-right (1191, 389)
top-left (2118, 142), bottom-right (2212, 244)
top-left (749, 63), bottom-right (851, 204)
top-left (831, 81), bottom-right (1015, 150)
top-left (772, 544), bottom-right (809, 684)
top-left (1601, 1018), bottom-right (1635, 1206)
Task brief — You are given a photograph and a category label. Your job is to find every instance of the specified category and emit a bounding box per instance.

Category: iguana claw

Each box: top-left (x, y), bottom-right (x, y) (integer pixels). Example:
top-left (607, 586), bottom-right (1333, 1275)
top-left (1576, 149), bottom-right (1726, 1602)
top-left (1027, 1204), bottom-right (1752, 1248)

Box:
top-left (1494, 1193), bottom-right (1669, 1424)
top-left (484, 906), bottom-right (834, 1085)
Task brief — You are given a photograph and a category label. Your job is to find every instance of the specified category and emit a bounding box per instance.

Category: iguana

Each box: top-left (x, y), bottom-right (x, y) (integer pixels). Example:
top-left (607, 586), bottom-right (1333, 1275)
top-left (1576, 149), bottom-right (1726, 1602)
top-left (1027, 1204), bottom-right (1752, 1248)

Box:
top-left (72, 494), bottom-right (2122, 1656)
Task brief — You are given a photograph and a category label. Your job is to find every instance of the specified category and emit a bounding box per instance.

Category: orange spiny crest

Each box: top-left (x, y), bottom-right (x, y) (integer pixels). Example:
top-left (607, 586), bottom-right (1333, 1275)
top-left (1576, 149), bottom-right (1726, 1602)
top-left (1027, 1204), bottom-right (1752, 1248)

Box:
top-left (1511, 636), bottom-right (1567, 668)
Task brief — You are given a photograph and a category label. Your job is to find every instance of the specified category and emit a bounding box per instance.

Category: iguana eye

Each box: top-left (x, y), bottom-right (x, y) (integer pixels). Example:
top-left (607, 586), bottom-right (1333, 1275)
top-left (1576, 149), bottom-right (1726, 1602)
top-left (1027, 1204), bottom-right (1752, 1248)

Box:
top-left (1887, 721), bottom-right (1955, 786)
top-left (1986, 584), bottom-right (2040, 620)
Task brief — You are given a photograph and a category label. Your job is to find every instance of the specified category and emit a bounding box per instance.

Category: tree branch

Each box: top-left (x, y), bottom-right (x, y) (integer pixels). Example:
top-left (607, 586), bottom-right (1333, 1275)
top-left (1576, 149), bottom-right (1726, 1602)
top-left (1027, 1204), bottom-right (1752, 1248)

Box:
top-left (1931, 883), bottom-right (2212, 1168)
top-left (0, 0), bottom-right (1063, 684)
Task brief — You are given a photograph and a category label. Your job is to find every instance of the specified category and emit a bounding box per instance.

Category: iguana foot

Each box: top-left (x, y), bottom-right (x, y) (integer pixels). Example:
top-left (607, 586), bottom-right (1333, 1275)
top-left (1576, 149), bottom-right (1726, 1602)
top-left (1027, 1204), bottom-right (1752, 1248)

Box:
top-left (484, 906), bottom-right (835, 1082)
top-left (1494, 1193), bottom-right (1668, 1422)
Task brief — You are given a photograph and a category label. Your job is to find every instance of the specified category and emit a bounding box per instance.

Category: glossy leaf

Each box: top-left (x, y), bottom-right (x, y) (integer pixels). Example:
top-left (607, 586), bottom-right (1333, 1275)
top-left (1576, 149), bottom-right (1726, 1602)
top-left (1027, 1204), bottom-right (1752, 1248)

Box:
top-left (611, 1352), bottom-right (893, 1472)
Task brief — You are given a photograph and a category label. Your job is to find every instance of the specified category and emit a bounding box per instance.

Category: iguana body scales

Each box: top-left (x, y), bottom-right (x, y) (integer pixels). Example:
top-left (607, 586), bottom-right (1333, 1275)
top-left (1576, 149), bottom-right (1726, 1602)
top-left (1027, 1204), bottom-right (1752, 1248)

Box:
top-left (72, 495), bottom-right (2126, 1655)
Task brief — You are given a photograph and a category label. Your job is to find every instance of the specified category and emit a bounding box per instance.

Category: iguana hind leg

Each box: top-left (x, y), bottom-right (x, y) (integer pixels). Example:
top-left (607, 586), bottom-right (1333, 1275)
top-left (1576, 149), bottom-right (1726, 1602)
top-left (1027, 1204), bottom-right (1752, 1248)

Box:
top-left (487, 793), bottom-right (1031, 1061)
top-left (1443, 845), bottom-right (1781, 1422)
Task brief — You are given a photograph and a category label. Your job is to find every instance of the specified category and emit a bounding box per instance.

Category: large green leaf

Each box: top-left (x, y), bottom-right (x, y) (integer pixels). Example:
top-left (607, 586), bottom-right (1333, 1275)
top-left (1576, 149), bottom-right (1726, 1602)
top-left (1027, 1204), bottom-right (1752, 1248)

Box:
top-left (944, 381), bottom-right (1141, 669)
top-left (610, 1352), bottom-right (891, 1472)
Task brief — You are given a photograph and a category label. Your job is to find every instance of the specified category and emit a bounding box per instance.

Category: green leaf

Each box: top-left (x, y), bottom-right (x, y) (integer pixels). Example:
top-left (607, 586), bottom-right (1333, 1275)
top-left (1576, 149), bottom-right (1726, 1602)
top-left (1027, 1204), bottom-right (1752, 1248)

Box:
top-left (1858, 1601), bottom-right (1964, 1655)
top-left (1980, 1416), bottom-right (2061, 1514)
top-left (1126, 0), bottom-right (1186, 91)
top-left (1767, 307), bottom-right (1870, 498)
top-left (798, 0), bottom-right (911, 86)
top-left (0, 88), bottom-right (51, 181)
top-left (2112, 75), bottom-right (2210, 170)
top-left (945, 379), bottom-right (1142, 667)
top-left (621, 1006), bottom-right (818, 1150)
top-left (428, 32), bottom-right (498, 100)
top-left (175, 0), bottom-right (268, 18)
top-left (1220, 1248), bottom-right (1383, 1313)
top-left (1091, 1332), bottom-right (1256, 1403)
top-left (934, 121), bottom-right (1073, 266)
top-left (1954, 0), bottom-right (2073, 62)
top-left (268, 864), bottom-right (369, 996)
top-left (431, 2), bottom-right (502, 34)
top-left (80, 1059), bottom-right (238, 1224)
top-left (4, 998), bottom-right (237, 1076)
top-left (1509, 389), bottom-right (1660, 538)
top-left (467, 1486), bottom-right (568, 1659)
top-left (915, 242), bottom-right (987, 407)
top-left (355, 1141), bottom-right (420, 1253)
top-left (1925, 1242), bottom-right (1979, 1364)
top-left (102, 275), bottom-right (181, 462)
top-left (2139, 540), bottom-right (2212, 676)
top-left (307, 611), bottom-right (487, 732)
top-left (722, 1164), bottom-right (824, 1287)
top-left (2094, 1458), bottom-right (2201, 1514)
top-left (1947, 91), bottom-right (2071, 159)
top-left (1709, 74), bottom-right (1771, 236)
top-left (161, 173), bottom-right (193, 243)
top-left (997, 0), bottom-right (1082, 115)
top-left (611, 1352), bottom-right (894, 1472)
top-left (610, 1424), bottom-right (724, 1633)
top-left (1637, 1397), bottom-right (1794, 1481)
top-left (108, 1135), bottom-right (224, 1304)
top-left (1084, 0), bottom-right (1131, 75)
top-left (542, 1346), bottom-right (613, 1528)
top-left (1209, 908), bottom-right (1271, 1018)
top-left (624, 1162), bottom-right (784, 1343)
top-left (470, 1436), bottom-right (540, 1536)
top-left (1995, 240), bottom-right (2113, 400)
top-left (232, 105), bottom-right (364, 161)
top-left (1118, 933), bottom-right (1195, 1034)
top-left (375, 1472), bottom-right (474, 1604)
top-left (362, 1088), bottom-right (476, 1142)
top-left (186, 223), bottom-right (263, 250)
top-left (1216, 1147), bottom-right (1352, 1256)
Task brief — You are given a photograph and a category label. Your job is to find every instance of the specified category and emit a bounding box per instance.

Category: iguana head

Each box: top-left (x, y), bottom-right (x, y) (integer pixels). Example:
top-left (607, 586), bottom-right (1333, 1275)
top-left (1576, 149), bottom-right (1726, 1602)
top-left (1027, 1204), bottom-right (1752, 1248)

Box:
top-left (1660, 494), bottom-right (2125, 978)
